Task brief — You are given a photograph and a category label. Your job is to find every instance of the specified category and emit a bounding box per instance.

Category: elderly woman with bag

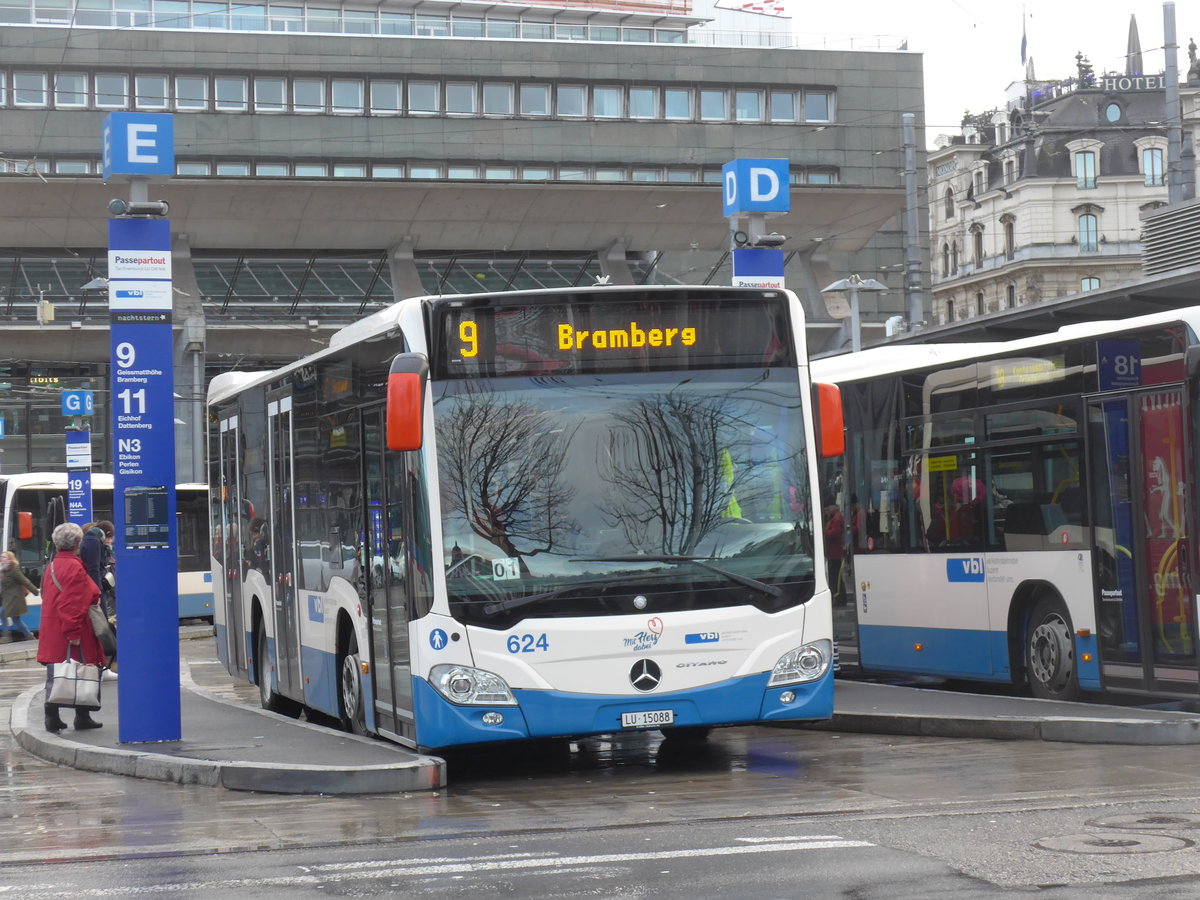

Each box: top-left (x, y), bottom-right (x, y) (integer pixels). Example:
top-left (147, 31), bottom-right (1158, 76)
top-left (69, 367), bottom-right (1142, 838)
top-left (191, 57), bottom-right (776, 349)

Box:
top-left (36, 522), bottom-right (104, 733)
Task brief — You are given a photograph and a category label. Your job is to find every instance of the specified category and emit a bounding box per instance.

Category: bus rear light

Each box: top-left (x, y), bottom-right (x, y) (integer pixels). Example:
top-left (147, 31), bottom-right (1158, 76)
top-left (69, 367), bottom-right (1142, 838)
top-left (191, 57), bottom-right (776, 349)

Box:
top-left (1076, 629), bottom-right (1092, 638)
top-left (768, 639), bottom-right (832, 686)
top-left (360, 661), bottom-right (370, 675)
top-left (914, 643), bottom-right (923, 651)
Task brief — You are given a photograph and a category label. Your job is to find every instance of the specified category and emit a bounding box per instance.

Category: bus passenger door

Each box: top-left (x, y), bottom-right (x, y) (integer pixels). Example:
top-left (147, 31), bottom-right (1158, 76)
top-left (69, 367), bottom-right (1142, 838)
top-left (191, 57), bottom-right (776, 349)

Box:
top-left (1088, 388), bottom-right (1197, 695)
top-left (217, 414), bottom-right (247, 677)
top-left (363, 409), bottom-right (415, 742)
top-left (267, 395), bottom-right (302, 699)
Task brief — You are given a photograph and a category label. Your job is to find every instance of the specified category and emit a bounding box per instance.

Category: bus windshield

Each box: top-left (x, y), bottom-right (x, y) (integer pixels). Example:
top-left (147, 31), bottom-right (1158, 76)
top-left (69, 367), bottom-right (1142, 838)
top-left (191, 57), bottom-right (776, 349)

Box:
top-left (435, 367), bottom-right (815, 628)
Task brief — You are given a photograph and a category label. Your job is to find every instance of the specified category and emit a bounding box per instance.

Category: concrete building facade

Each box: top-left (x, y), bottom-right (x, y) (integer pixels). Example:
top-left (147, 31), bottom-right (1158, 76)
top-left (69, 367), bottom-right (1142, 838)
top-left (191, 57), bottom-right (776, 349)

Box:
top-left (0, 2), bottom-right (925, 478)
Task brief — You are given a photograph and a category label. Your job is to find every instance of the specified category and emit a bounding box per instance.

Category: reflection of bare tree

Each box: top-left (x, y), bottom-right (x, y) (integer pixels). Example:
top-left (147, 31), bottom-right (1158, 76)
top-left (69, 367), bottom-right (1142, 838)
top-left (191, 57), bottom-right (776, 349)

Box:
top-left (437, 392), bottom-right (576, 567)
top-left (599, 393), bottom-right (773, 555)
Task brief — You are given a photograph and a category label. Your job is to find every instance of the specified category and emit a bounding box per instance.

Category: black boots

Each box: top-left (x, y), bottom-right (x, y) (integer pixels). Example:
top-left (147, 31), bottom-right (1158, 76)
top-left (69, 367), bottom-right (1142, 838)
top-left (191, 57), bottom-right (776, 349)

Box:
top-left (44, 706), bottom-right (66, 733)
top-left (73, 710), bottom-right (102, 730)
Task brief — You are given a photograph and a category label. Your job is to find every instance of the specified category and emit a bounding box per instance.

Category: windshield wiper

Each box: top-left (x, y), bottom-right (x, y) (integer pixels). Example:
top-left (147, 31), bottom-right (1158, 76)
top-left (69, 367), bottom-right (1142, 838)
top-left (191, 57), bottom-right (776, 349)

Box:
top-left (571, 555), bottom-right (783, 599)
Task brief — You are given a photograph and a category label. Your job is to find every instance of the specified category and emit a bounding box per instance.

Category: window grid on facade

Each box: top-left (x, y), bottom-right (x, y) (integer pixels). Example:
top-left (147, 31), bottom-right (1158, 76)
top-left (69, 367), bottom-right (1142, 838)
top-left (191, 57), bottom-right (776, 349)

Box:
top-left (1075, 151), bottom-right (1097, 189)
top-left (1143, 148), bottom-right (1164, 186)
top-left (1078, 213), bottom-right (1099, 252)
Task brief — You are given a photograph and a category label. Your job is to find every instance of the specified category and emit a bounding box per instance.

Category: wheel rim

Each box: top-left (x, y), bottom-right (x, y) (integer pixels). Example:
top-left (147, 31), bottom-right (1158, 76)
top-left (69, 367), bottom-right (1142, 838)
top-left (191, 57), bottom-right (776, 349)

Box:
top-left (341, 653), bottom-right (361, 722)
top-left (1029, 612), bottom-right (1073, 694)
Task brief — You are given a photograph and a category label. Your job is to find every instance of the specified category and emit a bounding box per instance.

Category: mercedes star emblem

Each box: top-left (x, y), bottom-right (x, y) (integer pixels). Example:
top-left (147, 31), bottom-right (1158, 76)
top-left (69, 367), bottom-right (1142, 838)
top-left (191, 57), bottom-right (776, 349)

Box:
top-left (630, 659), bottom-right (661, 692)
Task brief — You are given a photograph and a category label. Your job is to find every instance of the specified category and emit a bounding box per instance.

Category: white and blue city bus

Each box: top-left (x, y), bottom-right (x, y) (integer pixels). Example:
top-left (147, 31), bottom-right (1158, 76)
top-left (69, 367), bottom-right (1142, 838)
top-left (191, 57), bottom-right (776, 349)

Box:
top-left (0, 472), bottom-right (214, 627)
top-left (207, 286), bottom-right (843, 750)
top-left (813, 306), bottom-right (1200, 703)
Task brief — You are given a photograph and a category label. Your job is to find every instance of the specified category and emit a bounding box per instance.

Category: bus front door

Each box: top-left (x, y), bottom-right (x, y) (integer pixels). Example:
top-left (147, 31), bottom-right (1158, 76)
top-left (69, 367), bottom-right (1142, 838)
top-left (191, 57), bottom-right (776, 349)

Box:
top-left (267, 395), bottom-right (303, 700)
top-left (1088, 388), bottom-right (1197, 696)
top-left (363, 409), bottom-right (415, 743)
top-left (217, 414), bottom-right (247, 678)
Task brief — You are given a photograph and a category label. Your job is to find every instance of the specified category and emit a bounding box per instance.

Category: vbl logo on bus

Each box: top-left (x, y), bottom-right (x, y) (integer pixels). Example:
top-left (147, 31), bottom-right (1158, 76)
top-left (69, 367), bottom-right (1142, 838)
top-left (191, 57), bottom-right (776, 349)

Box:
top-left (946, 557), bottom-right (985, 583)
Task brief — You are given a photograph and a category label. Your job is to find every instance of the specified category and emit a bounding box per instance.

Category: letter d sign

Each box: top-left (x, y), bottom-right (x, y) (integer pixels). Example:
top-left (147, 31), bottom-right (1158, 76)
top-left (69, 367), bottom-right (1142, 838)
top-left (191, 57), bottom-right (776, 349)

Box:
top-left (722, 158), bottom-right (791, 217)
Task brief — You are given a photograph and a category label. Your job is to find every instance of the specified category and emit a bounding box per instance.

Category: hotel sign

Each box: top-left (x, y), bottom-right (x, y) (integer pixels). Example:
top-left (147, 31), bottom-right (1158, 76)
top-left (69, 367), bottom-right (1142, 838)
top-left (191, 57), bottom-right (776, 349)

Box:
top-left (1089, 75), bottom-right (1165, 92)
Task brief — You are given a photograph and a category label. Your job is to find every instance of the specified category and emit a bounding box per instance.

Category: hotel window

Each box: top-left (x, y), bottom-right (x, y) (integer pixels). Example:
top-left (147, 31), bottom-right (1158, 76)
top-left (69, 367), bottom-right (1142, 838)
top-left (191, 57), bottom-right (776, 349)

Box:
top-left (409, 165), bottom-right (442, 178)
top-left (331, 80), bottom-right (363, 114)
top-left (589, 25), bottom-right (618, 41)
top-left (255, 77), bottom-right (286, 111)
top-left (807, 170), bottom-right (836, 184)
top-left (54, 73), bottom-right (87, 107)
top-left (803, 90), bottom-right (832, 122)
top-left (623, 26), bottom-right (652, 42)
top-left (769, 91), bottom-right (795, 122)
top-left (482, 83), bottom-right (513, 115)
top-left (484, 166), bottom-right (516, 180)
top-left (447, 165), bottom-right (478, 179)
top-left (1075, 150), bottom-right (1096, 189)
top-left (521, 167), bottom-right (552, 180)
top-left (1003, 218), bottom-right (1015, 260)
top-left (176, 162), bottom-right (211, 175)
top-left (216, 162), bottom-right (250, 175)
top-left (699, 89), bottom-right (727, 121)
top-left (559, 167), bottom-right (588, 181)
top-left (1077, 213), bottom-right (1098, 252)
top-left (971, 226), bottom-right (983, 265)
top-left (974, 170), bottom-right (985, 195)
top-left (974, 292), bottom-right (984, 316)
top-left (294, 163), bottom-right (328, 177)
top-left (1081, 276), bottom-right (1100, 292)
top-left (950, 242), bottom-right (958, 274)
top-left (555, 24), bottom-right (585, 40)
top-left (408, 81), bottom-right (439, 114)
top-left (666, 169), bottom-right (696, 182)
top-left (631, 168), bottom-right (661, 182)
top-left (520, 84), bottom-right (550, 116)
top-left (945, 301), bottom-right (956, 323)
top-left (293, 78), bottom-right (324, 113)
top-left (594, 168), bottom-right (624, 181)
top-left (370, 81), bottom-right (402, 115)
top-left (446, 83), bottom-right (477, 115)
top-left (593, 86), bottom-right (623, 118)
top-left (941, 243), bottom-right (949, 277)
top-left (13, 72), bottom-right (48, 106)
top-left (664, 88), bottom-right (692, 120)
top-left (1004, 159), bottom-right (1015, 184)
top-left (944, 188), bottom-right (954, 219)
top-left (95, 73), bottom-right (128, 108)
top-left (269, 2), bottom-right (303, 31)
top-left (557, 85), bottom-right (586, 117)
top-left (1143, 148), bottom-right (1164, 186)
top-left (373, 165), bottom-right (404, 178)
top-left (1006, 284), bottom-right (1016, 307)
top-left (702, 169), bottom-right (723, 183)
top-left (333, 164), bottom-right (366, 178)
top-left (215, 77), bottom-right (248, 111)
top-left (176, 76), bottom-right (208, 110)
top-left (735, 91), bottom-right (762, 122)
top-left (628, 87), bottom-right (658, 119)
top-left (136, 75), bottom-right (169, 109)
top-left (255, 162), bottom-right (289, 176)
top-left (55, 160), bottom-right (91, 174)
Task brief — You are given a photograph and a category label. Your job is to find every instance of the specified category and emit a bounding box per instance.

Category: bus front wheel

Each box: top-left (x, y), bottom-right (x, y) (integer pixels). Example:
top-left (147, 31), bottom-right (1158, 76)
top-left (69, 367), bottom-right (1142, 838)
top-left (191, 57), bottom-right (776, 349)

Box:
top-left (256, 628), bottom-right (302, 717)
top-left (1025, 597), bottom-right (1080, 702)
top-left (339, 635), bottom-right (368, 735)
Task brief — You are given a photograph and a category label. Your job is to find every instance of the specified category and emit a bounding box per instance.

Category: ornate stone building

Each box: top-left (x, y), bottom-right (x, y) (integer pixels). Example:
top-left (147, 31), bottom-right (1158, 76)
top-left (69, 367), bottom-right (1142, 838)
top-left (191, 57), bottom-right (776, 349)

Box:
top-left (927, 42), bottom-right (1200, 326)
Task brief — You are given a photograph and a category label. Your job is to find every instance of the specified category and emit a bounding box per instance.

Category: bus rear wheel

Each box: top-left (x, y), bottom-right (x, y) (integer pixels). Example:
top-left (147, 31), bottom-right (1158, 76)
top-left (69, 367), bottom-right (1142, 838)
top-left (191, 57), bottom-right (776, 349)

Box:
top-left (339, 635), bottom-right (368, 735)
top-left (1026, 597), bottom-right (1080, 702)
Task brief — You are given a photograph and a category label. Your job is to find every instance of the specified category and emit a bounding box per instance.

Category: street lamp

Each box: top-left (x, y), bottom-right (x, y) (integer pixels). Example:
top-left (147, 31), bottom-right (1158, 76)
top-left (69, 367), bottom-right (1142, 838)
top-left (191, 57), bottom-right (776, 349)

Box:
top-left (822, 274), bottom-right (888, 353)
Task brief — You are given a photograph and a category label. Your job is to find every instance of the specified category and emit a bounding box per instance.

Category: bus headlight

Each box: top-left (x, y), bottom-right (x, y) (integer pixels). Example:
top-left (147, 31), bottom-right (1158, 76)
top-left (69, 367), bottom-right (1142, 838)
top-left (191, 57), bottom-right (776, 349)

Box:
top-left (430, 664), bottom-right (518, 706)
top-left (768, 639), bottom-right (832, 686)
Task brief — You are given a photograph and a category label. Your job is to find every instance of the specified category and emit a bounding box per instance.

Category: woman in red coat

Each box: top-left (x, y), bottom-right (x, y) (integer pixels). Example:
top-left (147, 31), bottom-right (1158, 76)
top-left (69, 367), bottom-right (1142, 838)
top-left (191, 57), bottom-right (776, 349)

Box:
top-left (36, 522), bottom-right (104, 732)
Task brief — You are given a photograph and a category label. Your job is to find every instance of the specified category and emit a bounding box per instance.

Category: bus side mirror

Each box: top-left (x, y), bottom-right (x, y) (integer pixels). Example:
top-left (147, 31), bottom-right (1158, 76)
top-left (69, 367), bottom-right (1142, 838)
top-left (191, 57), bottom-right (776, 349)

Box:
top-left (17, 511), bottom-right (32, 541)
top-left (813, 382), bottom-right (845, 459)
top-left (387, 353), bottom-right (429, 451)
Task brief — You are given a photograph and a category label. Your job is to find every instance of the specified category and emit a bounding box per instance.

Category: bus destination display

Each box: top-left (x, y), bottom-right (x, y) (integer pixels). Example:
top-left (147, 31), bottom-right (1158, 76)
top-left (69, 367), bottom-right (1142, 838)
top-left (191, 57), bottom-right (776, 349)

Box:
top-left (436, 292), bottom-right (794, 377)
